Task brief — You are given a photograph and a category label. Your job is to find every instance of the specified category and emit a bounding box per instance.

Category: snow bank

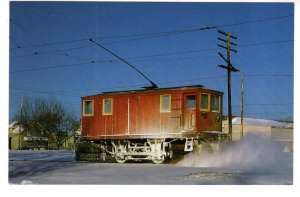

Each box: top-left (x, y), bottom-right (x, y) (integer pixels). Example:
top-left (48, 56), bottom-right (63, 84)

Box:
top-left (232, 117), bottom-right (288, 127)
top-left (9, 121), bottom-right (18, 128)
top-left (20, 180), bottom-right (33, 185)
top-left (176, 133), bottom-right (293, 173)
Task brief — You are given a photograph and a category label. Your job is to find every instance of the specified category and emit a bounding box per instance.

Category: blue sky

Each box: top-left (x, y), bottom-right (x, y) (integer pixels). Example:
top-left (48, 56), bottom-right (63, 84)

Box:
top-left (9, 2), bottom-right (294, 121)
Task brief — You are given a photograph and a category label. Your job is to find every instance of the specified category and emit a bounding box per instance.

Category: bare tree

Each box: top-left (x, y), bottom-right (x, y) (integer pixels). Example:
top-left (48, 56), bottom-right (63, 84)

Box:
top-left (14, 96), bottom-right (80, 150)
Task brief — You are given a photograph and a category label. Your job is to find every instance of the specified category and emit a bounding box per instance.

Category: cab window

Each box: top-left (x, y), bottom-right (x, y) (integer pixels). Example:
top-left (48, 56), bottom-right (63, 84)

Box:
top-left (200, 93), bottom-right (210, 111)
top-left (186, 95), bottom-right (196, 109)
top-left (211, 95), bottom-right (221, 112)
top-left (103, 98), bottom-right (113, 115)
top-left (160, 94), bottom-right (171, 112)
top-left (83, 100), bottom-right (94, 116)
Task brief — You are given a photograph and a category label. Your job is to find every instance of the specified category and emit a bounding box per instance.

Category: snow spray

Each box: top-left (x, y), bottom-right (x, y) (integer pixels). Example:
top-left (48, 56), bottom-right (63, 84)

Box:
top-left (176, 133), bottom-right (293, 173)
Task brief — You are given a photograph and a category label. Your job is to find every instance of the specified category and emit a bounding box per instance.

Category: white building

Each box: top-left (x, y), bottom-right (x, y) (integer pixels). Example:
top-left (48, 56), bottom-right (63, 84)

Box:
top-left (222, 117), bottom-right (293, 152)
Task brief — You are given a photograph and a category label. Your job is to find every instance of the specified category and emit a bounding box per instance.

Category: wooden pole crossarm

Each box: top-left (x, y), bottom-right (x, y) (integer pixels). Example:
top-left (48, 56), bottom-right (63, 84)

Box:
top-left (218, 52), bottom-right (228, 63)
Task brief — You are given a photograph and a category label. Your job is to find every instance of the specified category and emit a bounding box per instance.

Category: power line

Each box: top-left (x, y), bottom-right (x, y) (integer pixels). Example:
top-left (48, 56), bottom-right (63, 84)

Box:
top-left (10, 39), bottom-right (294, 73)
top-left (99, 26), bottom-right (216, 46)
top-left (11, 46), bottom-right (217, 59)
top-left (10, 26), bottom-right (215, 51)
top-left (11, 73), bottom-right (291, 96)
top-left (9, 36), bottom-right (35, 54)
top-left (9, 14), bottom-right (293, 50)
top-left (10, 87), bottom-right (80, 97)
top-left (11, 44), bottom-right (94, 58)
top-left (9, 36), bottom-right (21, 48)
top-left (218, 14), bottom-right (293, 28)
top-left (9, 73), bottom-right (293, 98)
top-left (237, 39), bottom-right (293, 48)
top-left (10, 18), bottom-right (96, 63)
top-left (10, 47), bottom-right (220, 73)
top-left (9, 75), bottom-right (226, 95)
top-left (10, 38), bottom-right (89, 50)
top-left (232, 74), bottom-right (293, 77)
top-left (244, 111), bottom-right (292, 115)
top-left (232, 103), bottom-right (293, 107)
top-left (10, 18), bottom-right (48, 46)
top-left (10, 61), bottom-right (107, 73)
top-left (11, 36), bottom-right (293, 60)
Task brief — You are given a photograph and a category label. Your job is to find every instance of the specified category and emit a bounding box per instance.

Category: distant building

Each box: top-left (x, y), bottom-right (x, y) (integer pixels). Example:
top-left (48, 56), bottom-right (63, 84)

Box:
top-left (9, 121), bottom-right (49, 150)
top-left (9, 121), bottom-right (79, 150)
top-left (9, 121), bottom-right (23, 150)
top-left (222, 117), bottom-right (293, 152)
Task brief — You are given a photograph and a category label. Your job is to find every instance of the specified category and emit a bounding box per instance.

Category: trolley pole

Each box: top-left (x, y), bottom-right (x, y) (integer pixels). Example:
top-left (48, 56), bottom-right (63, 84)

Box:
top-left (217, 30), bottom-right (239, 141)
top-left (240, 75), bottom-right (244, 139)
top-left (18, 96), bottom-right (24, 150)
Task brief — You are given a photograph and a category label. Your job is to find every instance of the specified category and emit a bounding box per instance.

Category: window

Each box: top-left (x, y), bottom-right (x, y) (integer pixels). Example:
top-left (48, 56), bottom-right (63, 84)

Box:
top-left (160, 94), bottom-right (171, 112)
top-left (103, 98), bottom-right (113, 115)
top-left (200, 93), bottom-right (210, 111)
top-left (83, 100), bottom-right (94, 116)
top-left (212, 95), bottom-right (220, 112)
top-left (186, 95), bottom-right (196, 109)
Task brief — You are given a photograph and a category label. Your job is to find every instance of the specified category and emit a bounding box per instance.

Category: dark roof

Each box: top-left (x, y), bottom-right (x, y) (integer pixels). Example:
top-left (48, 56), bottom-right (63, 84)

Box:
top-left (103, 84), bottom-right (203, 94)
top-left (82, 84), bottom-right (224, 98)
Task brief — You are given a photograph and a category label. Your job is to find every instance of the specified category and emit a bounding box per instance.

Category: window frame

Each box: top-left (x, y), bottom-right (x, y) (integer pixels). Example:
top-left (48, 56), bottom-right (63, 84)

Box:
top-left (200, 93), bottom-right (210, 112)
top-left (185, 95), bottom-right (196, 110)
top-left (102, 98), bottom-right (113, 115)
top-left (82, 100), bottom-right (94, 116)
top-left (160, 94), bottom-right (171, 113)
top-left (211, 95), bottom-right (221, 113)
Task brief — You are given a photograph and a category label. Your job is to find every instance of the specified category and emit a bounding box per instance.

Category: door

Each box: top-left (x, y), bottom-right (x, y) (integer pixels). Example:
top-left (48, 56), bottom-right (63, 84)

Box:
top-left (183, 93), bottom-right (197, 132)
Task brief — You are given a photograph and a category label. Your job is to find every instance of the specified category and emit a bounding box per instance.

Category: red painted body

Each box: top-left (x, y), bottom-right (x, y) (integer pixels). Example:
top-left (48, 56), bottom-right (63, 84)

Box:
top-left (81, 85), bottom-right (223, 140)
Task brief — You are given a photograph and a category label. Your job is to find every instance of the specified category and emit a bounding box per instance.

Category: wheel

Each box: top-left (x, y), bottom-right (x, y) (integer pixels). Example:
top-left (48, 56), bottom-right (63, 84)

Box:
top-left (115, 156), bottom-right (127, 163)
top-left (112, 141), bottom-right (127, 163)
top-left (152, 156), bottom-right (165, 164)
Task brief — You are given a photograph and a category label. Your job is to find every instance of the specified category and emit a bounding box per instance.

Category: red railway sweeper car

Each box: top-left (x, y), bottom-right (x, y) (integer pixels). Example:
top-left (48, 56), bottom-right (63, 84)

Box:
top-left (75, 85), bottom-right (228, 163)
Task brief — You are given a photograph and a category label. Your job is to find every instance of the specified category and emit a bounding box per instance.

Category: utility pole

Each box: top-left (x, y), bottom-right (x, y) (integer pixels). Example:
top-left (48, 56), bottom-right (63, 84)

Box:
top-left (240, 75), bottom-right (244, 139)
top-left (217, 30), bottom-right (239, 141)
top-left (18, 96), bottom-right (24, 150)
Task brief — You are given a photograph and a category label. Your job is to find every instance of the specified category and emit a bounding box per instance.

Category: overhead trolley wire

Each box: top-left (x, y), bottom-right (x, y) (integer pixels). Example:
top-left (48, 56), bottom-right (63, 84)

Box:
top-left (237, 39), bottom-right (294, 48)
top-left (218, 14), bottom-right (293, 28)
top-left (10, 73), bottom-right (292, 96)
top-left (232, 74), bottom-right (293, 77)
top-left (10, 38), bottom-right (89, 50)
top-left (11, 38), bottom-right (293, 59)
top-left (9, 14), bottom-right (293, 62)
top-left (10, 87), bottom-right (80, 97)
top-left (9, 36), bottom-right (21, 48)
top-left (10, 26), bottom-right (215, 58)
top-left (10, 26), bottom-right (216, 51)
top-left (232, 103), bottom-right (293, 107)
top-left (10, 18), bottom-right (48, 46)
top-left (9, 75), bottom-right (227, 96)
top-left (244, 111), bottom-right (292, 115)
top-left (10, 61), bottom-right (108, 73)
top-left (9, 36), bottom-right (36, 54)
top-left (9, 14), bottom-right (293, 50)
top-left (10, 38), bottom-right (294, 73)
top-left (11, 44), bottom-right (95, 58)
top-left (99, 26), bottom-right (216, 46)
top-left (10, 18), bottom-right (96, 63)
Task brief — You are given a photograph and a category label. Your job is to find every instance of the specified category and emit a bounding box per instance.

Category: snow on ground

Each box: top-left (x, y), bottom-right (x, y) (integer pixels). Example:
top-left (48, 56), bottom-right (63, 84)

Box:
top-left (9, 134), bottom-right (293, 185)
top-left (176, 133), bottom-right (293, 184)
top-left (177, 133), bottom-right (292, 171)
